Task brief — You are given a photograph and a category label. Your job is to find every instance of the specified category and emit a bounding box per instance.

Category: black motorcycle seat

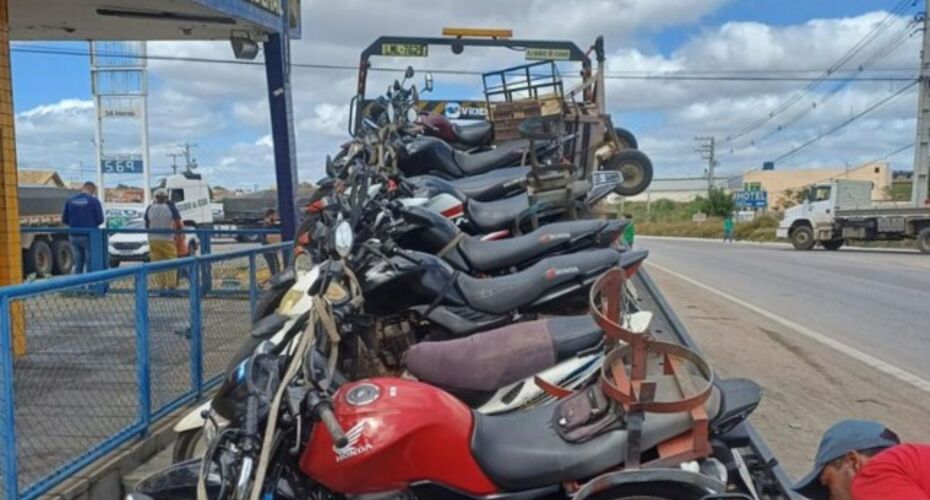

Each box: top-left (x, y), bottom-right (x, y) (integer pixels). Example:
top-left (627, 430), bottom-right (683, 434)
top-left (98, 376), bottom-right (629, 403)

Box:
top-left (465, 195), bottom-right (530, 233)
top-left (448, 166), bottom-right (529, 201)
top-left (453, 141), bottom-right (527, 176)
top-left (454, 121), bottom-right (494, 147)
top-left (471, 379), bottom-right (722, 491)
top-left (459, 219), bottom-right (613, 272)
top-left (404, 315), bottom-right (602, 393)
top-left (456, 248), bottom-right (625, 315)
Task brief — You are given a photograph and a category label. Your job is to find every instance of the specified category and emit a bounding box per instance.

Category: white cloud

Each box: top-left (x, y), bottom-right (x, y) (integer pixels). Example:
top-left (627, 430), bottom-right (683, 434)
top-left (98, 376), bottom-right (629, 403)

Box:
top-left (13, 4), bottom-right (925, 187)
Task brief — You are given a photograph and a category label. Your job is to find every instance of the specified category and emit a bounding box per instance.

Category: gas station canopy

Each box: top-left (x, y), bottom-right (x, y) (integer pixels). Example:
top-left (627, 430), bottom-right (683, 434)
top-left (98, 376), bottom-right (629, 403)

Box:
top-left (9, 0), bottom-right (300, 40)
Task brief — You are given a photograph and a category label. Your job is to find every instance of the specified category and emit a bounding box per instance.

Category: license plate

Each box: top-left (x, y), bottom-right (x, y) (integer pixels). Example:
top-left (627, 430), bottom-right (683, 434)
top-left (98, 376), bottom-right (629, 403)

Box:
top-left (381, 43), bottom-right (428, 57)
top-left (591, 171), bottom-right (621, 187)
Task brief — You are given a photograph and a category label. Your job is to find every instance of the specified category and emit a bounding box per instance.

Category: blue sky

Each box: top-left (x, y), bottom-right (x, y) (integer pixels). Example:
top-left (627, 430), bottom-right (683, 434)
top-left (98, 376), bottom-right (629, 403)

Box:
top-left (11, 0), bottom-right (924, 188)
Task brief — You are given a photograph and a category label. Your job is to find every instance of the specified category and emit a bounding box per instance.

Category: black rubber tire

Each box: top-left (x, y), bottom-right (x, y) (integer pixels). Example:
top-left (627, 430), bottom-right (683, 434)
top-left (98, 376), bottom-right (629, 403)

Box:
top-left (172, 428), bottom-right (206, 463)
top-left (821, 239), bottom-right (844, 251)
top-left (603, 149), bottom-right (654, 197)
top-left (26, 240), bottom-right (53, 276)
top-left (611, 127), bottom-right (638, 150)
top-left (917, 227), bottom-right (930, 254)
top-left (108, 258), bottom-right (120, 269)
top-left (791, 226), bottom-right (816, 250)
top-left (50, 240), bottom-right (75, 275)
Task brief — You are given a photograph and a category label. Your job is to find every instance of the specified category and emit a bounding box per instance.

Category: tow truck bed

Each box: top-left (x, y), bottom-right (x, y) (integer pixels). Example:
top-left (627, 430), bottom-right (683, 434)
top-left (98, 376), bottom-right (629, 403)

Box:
top-left (634, 270), bottom-right (795, 498)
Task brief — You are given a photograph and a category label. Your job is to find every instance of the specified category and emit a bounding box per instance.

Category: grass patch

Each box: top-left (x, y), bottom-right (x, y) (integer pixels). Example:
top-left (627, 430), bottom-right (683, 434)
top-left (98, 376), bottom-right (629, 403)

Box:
top-left (637, 215), bottom-right (779, 242)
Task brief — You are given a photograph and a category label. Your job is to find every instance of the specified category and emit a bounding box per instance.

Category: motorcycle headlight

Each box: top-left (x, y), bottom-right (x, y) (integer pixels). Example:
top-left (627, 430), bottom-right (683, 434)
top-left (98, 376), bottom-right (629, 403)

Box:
top-left (334, 221), bottom-right (354, 258)
top-left (406, 107), bottom-right (418, 124)
top-left (294, 251), bottom-right (313, 276)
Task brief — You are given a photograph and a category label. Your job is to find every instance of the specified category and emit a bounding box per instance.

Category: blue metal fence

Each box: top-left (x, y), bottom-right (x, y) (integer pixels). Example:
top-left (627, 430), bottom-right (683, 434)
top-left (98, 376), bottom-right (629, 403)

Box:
top-left (0, 240), bottom-right (291, 499)
top-left (21, 226), bottom-right (281, 276)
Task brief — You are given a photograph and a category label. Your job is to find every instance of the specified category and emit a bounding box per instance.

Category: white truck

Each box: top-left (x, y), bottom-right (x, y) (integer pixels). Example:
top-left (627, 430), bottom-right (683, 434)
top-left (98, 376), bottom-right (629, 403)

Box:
top-left (107, 172), bottom-right (214, 267)
top-left (777, 179), bottom-right (930, 253)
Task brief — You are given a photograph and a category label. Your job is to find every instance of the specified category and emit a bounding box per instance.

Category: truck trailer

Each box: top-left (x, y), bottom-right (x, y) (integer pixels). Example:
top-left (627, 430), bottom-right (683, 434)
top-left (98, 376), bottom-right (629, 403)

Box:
top-left (19, 185), bottom-right (77, 276)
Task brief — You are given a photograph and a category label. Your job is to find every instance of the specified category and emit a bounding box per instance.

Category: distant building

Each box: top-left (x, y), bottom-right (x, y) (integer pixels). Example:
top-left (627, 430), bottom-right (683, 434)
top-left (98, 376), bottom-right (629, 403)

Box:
top-left (18, 169), bottom-right (65, 188)
top-left (618, 176), bottom-right (733, 203)
top-left (742, 162), bottom-right (891, 207)
top-left (106, 187), bottom-right (144, 203)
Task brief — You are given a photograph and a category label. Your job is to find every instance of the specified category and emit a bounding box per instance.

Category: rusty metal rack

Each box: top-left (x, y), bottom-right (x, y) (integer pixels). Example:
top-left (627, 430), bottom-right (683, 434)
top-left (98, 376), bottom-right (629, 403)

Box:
top-left (590, 268), bottom-right (716, 468)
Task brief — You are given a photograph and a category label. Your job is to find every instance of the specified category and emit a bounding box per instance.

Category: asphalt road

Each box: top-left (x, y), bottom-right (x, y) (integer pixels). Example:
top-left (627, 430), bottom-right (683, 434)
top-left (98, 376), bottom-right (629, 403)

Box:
top-left (638, 237), bottom-right (930, 380)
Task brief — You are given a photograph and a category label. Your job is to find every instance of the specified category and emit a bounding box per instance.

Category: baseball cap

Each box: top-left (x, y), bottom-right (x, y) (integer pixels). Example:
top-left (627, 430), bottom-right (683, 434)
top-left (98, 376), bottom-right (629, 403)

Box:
top-left (793, 419), bottom-right (900, 500)
top-left (154, 188), bottom-right (168, 197)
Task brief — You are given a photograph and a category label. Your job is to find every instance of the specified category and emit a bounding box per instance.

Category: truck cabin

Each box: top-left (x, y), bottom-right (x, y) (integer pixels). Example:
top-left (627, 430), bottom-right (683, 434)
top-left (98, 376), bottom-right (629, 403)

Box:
top-left (807, 184), bottom-right (833, 203)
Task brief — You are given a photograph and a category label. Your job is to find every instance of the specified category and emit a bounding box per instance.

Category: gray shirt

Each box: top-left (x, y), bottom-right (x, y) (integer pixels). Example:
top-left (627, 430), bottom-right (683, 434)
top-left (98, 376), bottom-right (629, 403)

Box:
top-left (145, 201), bottom-right (181, 241)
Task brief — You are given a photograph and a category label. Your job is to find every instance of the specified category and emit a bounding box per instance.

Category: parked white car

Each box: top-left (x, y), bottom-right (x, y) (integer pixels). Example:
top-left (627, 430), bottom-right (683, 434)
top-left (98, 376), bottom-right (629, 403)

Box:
top-left (107, 219), bottom-right (150, 267)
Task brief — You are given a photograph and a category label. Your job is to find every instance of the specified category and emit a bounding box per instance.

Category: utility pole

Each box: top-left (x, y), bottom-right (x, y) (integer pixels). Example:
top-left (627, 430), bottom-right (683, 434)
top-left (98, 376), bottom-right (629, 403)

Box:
top-left (695, 136), bottom-right (718, 190)
top-left (167, 153), bottom-right (182, 175)
top-left (912, 4), bottom-right (930, 206)
top-left (178, 142), bottom-right (198, 172)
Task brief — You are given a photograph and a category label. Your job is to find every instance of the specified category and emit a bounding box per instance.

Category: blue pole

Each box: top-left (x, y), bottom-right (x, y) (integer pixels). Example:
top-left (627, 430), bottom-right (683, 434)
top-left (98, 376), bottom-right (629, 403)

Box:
top-left (248, 254), bottom-right (257, 315)
top-left (0, 297), bottom-right (20, 500)
top-left (199, 229), bottom-right (212, 294)
top-left (188, 261), bottom-right (203, 397)
top-left (134, 269), bottom-right (151, 435)
top-left (264, 30), bottom-right (299, 241)
top-left (90, 228), bottom-right (107, 296)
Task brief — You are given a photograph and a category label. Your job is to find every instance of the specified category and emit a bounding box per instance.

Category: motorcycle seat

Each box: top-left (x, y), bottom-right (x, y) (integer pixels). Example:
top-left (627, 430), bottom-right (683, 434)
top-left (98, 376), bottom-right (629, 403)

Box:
top-left (404, 315), bottom-right (602, 394)
top-left (453, 140), bottom-right (528, 176)
top-left (456, 248), bottom-right (635, 315)
top-left (471, 379), bottom-right (723, 491)
top-left (459, 219), bottom-right (621, 272)
top-left (453, 121), bottom-right (494, 147)
top-left (465, 195), bottom-right (530, 233)
top-left (447, 166), bottom-right (529, 201)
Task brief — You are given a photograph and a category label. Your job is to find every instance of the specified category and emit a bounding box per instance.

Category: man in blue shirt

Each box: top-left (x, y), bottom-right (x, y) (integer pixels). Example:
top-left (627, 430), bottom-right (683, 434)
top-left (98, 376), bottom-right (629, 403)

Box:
top-left (61, 181), bottom-right (104, 274)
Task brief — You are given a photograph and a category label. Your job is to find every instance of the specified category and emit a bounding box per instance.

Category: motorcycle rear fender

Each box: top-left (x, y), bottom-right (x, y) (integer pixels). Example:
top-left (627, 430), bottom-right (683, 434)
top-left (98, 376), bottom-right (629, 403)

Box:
top-left (173, 402), bottom-right (229, 433)
top-left (173, 402), bottom-right (210, 433)
top-left (477, 353), bottom-right (601, 415)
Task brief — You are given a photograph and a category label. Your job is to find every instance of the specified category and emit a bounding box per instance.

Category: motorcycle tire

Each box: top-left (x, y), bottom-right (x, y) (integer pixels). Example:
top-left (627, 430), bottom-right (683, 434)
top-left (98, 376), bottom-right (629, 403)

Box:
top-left (611, 127), bottom-right (638, 150)
top-left (172, 428), bottom-right (207, 463)
top-left (601, 149), bottom-right (654, 197)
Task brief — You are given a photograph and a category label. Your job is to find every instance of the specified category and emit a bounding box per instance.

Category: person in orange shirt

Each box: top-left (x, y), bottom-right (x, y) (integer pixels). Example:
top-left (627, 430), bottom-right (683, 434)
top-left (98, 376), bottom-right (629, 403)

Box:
top-left (793, 419), bottom-right (930, 500)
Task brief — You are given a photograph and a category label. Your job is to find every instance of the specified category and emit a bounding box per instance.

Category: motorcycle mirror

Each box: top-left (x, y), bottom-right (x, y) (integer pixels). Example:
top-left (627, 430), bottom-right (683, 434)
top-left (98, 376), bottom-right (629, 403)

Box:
top-left (424, 72), bottom-right (433, 92)
top-left (405, 65), bottom-right (415, 79)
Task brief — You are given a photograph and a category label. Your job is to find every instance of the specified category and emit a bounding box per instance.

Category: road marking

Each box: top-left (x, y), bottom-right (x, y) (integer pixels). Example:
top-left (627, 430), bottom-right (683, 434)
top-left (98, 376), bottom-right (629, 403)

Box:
top-left (647, 261), bottom-right (930, 394)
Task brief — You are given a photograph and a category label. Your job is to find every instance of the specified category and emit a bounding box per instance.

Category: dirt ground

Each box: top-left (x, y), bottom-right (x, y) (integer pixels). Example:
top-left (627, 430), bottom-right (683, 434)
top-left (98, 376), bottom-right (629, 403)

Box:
top-left (648, 265), bottom-right (930, 480)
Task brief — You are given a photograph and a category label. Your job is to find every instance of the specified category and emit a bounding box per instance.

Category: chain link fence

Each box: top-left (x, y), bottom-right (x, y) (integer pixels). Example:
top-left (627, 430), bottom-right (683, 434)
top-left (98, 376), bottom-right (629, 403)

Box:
top-left (0, 241), bottom-right (290, 499)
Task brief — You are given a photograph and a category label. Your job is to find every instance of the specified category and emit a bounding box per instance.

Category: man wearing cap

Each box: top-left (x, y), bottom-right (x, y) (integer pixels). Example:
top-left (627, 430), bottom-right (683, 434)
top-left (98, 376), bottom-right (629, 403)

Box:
top-left (793, 419), bottom-right (930, 499)
top-left (145, 188), bottom-right (182, 288)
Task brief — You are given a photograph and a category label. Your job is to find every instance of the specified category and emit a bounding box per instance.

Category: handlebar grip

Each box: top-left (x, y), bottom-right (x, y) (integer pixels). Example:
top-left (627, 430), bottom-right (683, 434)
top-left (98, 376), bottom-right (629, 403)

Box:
top-left (318, 404), bottom-right (348, 448)
top-left (245, 395), bottom-right (259, 437)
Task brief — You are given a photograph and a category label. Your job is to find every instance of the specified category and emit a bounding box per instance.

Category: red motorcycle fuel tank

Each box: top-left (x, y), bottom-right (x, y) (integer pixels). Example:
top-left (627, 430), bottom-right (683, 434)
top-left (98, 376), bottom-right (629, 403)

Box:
top-left (300, 378), bottom-right (499, 496)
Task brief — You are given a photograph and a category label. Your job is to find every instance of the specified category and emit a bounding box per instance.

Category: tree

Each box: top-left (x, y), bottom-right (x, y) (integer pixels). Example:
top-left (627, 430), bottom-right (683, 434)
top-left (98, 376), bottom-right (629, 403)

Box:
top-left (698, 187), bottom-right (736, 217)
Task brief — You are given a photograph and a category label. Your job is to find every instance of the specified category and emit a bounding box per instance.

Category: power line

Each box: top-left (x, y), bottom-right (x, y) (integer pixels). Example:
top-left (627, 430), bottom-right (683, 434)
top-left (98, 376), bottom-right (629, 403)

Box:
top-left (747, 17), bottom-right (920, 147)
top-left (772, 79), bottom-right (918, 163)
top-left (722, 0), bottom-right (915, 144)
top-left (9, 45), bottom-right (918, 82)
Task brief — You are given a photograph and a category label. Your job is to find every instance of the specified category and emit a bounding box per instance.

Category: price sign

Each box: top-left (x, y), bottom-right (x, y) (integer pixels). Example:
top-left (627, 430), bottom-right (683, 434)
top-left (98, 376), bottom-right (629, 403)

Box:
top-left (101, 156), bottom-right (143, 174)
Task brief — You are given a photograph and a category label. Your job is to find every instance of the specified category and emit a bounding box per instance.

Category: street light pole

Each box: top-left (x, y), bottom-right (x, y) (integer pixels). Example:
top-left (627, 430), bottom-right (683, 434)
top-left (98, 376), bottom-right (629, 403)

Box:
top-left (911, 3), bottom-right (930, 205)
